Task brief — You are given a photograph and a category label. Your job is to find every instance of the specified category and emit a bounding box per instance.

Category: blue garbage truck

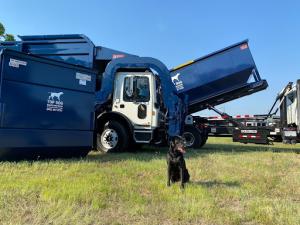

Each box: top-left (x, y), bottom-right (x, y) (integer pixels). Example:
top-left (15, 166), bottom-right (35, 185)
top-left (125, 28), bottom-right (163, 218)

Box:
top-left (0, 34), bottom-right (267, 159)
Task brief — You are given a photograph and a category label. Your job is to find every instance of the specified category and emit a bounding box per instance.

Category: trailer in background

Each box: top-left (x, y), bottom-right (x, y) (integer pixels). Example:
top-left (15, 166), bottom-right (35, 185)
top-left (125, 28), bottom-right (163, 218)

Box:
top-left (206, 114), bottom-right (257, 136)
top-left (233, 81), bottom-right (300, 144)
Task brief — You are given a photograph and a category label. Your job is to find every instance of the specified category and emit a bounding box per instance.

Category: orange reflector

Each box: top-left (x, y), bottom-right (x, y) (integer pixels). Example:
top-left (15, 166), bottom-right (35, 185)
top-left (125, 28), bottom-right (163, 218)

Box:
top-left (240, 44), bottom-right (248, 50)
top-left (172, 60), bottom-right (194, 71)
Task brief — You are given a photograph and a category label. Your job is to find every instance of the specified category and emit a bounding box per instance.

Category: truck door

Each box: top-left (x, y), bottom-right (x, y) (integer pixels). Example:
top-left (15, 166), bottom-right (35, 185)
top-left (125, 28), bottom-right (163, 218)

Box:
top-left (113, 72), bottom-right (154, 129)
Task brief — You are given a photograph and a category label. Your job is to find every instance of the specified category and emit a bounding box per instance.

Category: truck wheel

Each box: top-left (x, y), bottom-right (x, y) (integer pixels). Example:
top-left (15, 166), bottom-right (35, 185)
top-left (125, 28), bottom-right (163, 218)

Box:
top-left (128, 142), bottom-right (144, 152)
top-left (183, 126), bottom-right (203, 149)
top-left (283, 139), bottom-right (291, 144)
top-left (199, 136), bottom-right (208, 147)
top-left (97, 121), bottom-right (129, 153)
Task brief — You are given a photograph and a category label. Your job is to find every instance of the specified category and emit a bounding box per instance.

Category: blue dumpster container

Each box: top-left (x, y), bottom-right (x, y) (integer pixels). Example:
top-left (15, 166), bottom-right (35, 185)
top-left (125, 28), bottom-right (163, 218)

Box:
top-left (0, 49), bottom-right (96, 159)
top-left (170, 40), bottom-right (268, 113)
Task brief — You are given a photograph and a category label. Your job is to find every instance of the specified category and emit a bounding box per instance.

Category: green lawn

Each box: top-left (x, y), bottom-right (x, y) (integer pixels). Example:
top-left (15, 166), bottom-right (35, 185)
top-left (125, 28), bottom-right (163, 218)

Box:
top-left (0, 137), bottom-right (299, 225)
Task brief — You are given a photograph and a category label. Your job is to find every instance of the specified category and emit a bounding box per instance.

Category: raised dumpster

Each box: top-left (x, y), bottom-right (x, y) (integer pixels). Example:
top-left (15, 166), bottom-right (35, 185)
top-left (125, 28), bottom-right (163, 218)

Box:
top-left (0, 49), bottom-right (96, 159)
top-left (170, 40), bottom-right (268, 113)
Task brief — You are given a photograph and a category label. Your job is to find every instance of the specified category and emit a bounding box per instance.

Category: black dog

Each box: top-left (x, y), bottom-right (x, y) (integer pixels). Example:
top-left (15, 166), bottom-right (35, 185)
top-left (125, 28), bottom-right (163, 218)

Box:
top-left (167, 136), bottom-right (190, 188)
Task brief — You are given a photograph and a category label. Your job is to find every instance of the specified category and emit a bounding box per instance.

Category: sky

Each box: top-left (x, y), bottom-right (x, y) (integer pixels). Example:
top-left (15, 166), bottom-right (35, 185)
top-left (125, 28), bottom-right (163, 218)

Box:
top-left (1, 0), bottom-right (300, 117)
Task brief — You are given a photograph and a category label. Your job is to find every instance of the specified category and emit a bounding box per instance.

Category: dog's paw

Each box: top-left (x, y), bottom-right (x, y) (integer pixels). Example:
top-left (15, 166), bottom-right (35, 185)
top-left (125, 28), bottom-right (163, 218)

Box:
top-left (167, 182), bottom-right (171, 187)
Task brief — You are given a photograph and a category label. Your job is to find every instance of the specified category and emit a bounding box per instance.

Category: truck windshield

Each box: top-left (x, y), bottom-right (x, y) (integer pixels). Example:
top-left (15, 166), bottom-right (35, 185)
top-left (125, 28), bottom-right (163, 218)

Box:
top-left (124, 76), bottom-right (150, 102)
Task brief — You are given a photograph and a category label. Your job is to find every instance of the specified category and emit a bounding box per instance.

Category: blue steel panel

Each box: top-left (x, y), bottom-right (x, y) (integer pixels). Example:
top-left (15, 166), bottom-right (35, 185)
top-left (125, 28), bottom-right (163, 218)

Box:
top-left (170, 41), bottom-right (267, 113)
top-left (0, 129), bottom-right (93, 160)
top-left (183, 69), bottom-right (252, 105)
top-left (0, 49), bottom-right (95, 131)
top-left (2, 50), bottom-right (96, 93)
top-left (171, 42), bottom-right (255, 94)
top-left (0, 129), bottom-right (93, 148)
top-left (2, 34), bottom-right (136, 68)
top-left (1, 80), bottom-right (95, 130)
top-left (95, 46), bottom-right (137, 60)
top-left (19, 34), bottom-right (95, 68)
top-left (0, 49), bottom-right (96, 158)
top-left (0, 42), bottom-right (22, 52)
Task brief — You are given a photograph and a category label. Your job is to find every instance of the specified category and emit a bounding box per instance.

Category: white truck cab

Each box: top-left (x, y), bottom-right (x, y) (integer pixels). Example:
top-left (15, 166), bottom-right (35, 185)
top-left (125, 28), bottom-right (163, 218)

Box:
top-left (97, 72), bottom-right (165, 152)
top-left (96, 70), bottom-right (208, 152)
top-left (113, 72), bottom-right (159, 130)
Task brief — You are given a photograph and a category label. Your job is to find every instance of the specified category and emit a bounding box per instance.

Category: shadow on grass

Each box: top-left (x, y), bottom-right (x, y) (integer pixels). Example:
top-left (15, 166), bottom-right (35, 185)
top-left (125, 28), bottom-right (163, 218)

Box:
top-left (192, 180), bottom-right (240, 188)
top-left (202, 143), bottom-right (299, 153)
top-left (86, 142), bottom-right (299, 163)
top-left (1, 141), bottom-right (298, 163)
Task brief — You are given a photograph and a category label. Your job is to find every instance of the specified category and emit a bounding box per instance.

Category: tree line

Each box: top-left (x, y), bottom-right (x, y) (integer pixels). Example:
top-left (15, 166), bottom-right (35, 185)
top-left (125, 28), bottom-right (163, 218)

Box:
top-left (0, 22), bottom-right (15, 41)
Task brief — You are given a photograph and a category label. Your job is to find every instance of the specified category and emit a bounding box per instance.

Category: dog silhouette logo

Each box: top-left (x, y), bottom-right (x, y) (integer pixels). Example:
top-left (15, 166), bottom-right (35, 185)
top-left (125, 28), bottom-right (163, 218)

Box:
top-left (171, 73), bottom-right (184, 91)
top-left (48, 92), bottom-right (64, 101)
top-left (171, 73), bottom-right (181, 84)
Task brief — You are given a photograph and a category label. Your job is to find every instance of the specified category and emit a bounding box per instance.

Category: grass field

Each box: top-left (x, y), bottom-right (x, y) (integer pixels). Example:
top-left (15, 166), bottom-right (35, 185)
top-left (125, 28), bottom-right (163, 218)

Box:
top-left (0, 137), bottom-right (299, 225)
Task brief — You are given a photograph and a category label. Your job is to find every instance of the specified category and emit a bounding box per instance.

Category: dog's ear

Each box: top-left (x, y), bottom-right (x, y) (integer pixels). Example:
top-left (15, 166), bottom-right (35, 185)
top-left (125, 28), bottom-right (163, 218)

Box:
top-left (173, 136), bottom-right (180, 145)
top-left (169, 137), bottom-right (176, 149)
top-left (170, 140), bottom-right (174, 148)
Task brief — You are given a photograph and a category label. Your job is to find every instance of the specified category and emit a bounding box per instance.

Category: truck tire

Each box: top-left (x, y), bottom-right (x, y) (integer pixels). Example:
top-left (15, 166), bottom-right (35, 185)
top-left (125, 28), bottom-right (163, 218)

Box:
top-left (128, 142), bottom-right (144, 152)
top-left (199, 136), bottom-right (208, 147)
top-left (183, 126), bottom-right (203, 149)
top-left (97, 121), bottom-right (129, 153)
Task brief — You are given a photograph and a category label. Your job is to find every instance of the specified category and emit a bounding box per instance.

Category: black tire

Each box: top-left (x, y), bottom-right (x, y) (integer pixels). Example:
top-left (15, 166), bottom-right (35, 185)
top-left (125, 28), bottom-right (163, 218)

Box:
top-left (291, 139), bottom-right (297, 145)
top-left (183, 126), bottom-right (203, 149)
top-left (128, 141), bottom-right (144, 152)
top-left (78, 149), bottom-right (90, 158)
top-left (199, 136), bottom-right (208, 147)
top-left (272, 136), bottom-right (282, 142)
top-left (97, 121), bottom-right (129, 153)
top-left (283, 139), bottom-right (291, 144)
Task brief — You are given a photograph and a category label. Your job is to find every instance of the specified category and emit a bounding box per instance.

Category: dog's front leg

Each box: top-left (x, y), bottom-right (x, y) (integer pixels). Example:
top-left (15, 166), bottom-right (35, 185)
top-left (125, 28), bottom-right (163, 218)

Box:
top-left (167, 163), bottom-right (171, 187)
top-left (180, 166), bottom-right (184, 189)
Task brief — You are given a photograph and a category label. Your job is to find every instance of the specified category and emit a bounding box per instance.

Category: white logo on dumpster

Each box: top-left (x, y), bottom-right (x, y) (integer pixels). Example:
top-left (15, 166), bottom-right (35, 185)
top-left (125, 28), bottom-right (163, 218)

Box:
top-left (171, 73), bottom-right (184, 91)
top-left (46, 92), bottom-right (64, 112)
top-left (9, 58), bottom-right (27, 68)
top-left (76, 72), bottom-right (91, 86)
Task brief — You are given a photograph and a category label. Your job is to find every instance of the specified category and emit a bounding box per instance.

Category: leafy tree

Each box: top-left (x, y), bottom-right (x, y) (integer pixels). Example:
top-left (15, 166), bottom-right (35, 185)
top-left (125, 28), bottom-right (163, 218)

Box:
top-left (0, 23), bottom-right (5, 36)
top-left (4, 34), bottom-right (15, 41)
top-left (0, 22), bottom-right (15, 41)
